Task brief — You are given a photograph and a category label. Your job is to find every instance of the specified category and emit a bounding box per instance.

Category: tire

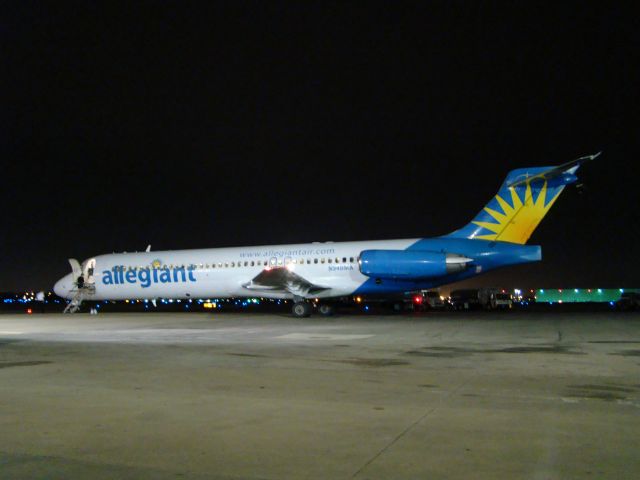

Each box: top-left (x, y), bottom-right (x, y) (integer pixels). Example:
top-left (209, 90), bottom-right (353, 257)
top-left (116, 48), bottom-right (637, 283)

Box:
top-left (318, 304), bottom-right (334, 316)
top-left (292, 302), bottom-right (311, 318)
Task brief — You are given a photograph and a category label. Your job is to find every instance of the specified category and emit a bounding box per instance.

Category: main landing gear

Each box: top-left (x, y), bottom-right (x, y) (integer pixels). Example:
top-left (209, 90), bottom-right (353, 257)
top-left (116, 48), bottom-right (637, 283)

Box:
top-left (318, 303), bottom-right (334, 316)
top-left (291, 301), bottom-right (335, 318)
top-left (292, 301), bottom-right (312, 318)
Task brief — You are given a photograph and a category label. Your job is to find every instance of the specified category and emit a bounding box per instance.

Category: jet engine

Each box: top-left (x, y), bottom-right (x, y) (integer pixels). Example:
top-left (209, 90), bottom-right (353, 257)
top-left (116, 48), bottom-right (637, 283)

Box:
top-left (358, 250), bottom-right (472, 279)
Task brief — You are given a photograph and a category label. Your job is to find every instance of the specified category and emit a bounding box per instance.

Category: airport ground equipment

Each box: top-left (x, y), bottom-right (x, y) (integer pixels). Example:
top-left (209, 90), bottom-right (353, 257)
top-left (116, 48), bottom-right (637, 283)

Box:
top-left (615, 292), bottom-right (640, 311)
top-left (478, 288), bottom-right (512, 309)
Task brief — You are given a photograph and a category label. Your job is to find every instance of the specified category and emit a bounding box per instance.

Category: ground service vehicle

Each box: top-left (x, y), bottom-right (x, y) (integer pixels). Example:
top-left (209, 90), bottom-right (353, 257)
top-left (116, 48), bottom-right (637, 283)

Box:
top-left (478, 288), bottom-right (512, 309)
top-left (450, 289), bottom-right (482, 310)
top-left (615, 292), bottom-right (640, 311)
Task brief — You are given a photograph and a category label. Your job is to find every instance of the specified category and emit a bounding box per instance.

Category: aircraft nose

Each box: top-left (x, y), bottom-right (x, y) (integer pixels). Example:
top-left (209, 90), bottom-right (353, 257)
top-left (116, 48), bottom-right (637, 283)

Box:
top-left (53, 274), bottom-right (71, 298)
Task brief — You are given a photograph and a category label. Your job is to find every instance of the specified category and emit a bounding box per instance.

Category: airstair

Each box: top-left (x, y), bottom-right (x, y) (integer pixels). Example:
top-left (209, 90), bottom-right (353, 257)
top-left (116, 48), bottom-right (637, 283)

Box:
top-left (63, 284), bottom-right (96, 314)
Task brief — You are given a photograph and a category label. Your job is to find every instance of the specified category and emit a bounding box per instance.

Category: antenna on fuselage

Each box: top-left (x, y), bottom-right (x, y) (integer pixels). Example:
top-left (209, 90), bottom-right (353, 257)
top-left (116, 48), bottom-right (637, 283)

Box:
top-left (145, 244), bottom-right (151, 252)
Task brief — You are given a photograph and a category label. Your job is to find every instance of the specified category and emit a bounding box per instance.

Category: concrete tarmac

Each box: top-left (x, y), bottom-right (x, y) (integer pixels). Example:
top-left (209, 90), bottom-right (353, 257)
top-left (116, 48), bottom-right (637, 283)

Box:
top-left (0, 311), bottom-right (639, 479)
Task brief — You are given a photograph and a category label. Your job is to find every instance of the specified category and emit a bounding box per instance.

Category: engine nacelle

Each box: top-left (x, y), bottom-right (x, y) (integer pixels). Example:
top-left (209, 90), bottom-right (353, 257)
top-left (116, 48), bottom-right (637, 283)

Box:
top-left (358, 250), bottom-right (471, 279)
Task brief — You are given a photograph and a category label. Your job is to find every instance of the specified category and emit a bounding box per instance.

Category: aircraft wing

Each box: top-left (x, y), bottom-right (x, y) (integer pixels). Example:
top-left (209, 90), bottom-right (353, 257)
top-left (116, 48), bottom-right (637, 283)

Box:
top-left (242, 267), bottom-right (330, 296)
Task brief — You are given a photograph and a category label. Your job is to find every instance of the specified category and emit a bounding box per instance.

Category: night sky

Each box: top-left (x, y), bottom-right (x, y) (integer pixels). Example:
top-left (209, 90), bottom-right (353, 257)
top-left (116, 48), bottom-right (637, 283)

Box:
top-left (2, 2), bottom-right (638, 291)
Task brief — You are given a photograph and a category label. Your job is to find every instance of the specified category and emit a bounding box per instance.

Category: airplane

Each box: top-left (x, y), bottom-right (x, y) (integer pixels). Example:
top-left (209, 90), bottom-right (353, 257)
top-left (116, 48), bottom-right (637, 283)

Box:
top-left (53, 153), bottom-right (599, 316)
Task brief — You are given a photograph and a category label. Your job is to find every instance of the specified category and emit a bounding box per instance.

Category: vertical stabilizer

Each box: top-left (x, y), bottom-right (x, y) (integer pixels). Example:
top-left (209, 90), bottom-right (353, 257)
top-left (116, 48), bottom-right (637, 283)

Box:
top-left (444, 153), bottom-right (599, 244)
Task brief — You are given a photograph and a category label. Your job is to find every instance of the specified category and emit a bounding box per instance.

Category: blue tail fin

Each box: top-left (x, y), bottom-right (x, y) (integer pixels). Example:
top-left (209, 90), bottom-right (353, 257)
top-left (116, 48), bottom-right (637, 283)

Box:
top-left (445, 153), bottom-right (599, 244)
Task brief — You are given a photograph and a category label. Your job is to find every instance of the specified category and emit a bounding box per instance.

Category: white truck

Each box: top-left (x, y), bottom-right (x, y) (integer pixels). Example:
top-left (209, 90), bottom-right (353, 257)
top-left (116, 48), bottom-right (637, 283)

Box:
top-left (478, 288), bottom-right (512, 310)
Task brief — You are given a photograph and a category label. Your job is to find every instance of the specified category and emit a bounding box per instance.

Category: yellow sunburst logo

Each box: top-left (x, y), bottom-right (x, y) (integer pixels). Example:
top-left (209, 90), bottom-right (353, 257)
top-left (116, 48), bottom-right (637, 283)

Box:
top-left (151, 259), bottom-right (162, 269)
top-left (472, 181), bottom-right (563, 244)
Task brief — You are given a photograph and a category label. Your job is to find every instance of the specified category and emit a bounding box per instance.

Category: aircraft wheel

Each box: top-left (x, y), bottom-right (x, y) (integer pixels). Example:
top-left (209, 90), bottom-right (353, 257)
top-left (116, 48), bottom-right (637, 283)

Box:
top-left (318, 303), bottom-right (334, 316)
top-left (292, 301), bottom-right (311, 318)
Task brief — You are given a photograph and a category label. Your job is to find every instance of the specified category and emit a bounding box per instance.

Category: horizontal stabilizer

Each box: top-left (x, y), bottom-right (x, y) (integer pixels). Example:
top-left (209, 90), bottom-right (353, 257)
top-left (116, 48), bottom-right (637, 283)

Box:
top-left (506, 152), bottom-right (600, 188)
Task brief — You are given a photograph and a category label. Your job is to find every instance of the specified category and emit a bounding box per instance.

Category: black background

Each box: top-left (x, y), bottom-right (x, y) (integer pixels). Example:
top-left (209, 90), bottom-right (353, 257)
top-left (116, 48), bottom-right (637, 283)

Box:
top-left (2, 2), bottom-right (638, 291)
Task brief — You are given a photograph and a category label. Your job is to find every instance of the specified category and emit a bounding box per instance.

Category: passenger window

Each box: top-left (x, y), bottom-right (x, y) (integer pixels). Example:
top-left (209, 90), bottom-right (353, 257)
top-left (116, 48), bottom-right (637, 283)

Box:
top-left (335, 258), bottom-right (340, 263)
top-left (321, 258), bottom-right (325, 264)
top-left (224, 262), bottom-right (229, 268)
top-left (251, 261), bottom-right (255, 267)
top-left (218, 262), bottom-right (222, 268)
top-left (314, 258), bottom-right (318, 264)
top-left (342, 257), bottom-right (347, 263)
top-left (328, 258), bottom-right (332, 263)
top-left (350, 257), bottom-right (354, 263)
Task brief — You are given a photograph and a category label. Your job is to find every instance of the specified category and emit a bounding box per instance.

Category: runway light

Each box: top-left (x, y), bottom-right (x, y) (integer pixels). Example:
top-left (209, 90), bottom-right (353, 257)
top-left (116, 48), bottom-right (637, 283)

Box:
top-left (26, 308), bottom-right (32, 314)
top-left (413, 295), bottom-right (423, 305)
top-left (598, 289), bottom-right (602, 293)
top-left (574, 289), bottom-right (579, 293)
top-left (355, 296), bottom-right (362, 303)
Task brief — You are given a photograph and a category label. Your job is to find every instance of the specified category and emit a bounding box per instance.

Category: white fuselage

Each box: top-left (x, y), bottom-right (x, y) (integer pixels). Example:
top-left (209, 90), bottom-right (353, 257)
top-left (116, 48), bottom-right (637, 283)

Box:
top-left (54, 239), bottom-right (420, 301)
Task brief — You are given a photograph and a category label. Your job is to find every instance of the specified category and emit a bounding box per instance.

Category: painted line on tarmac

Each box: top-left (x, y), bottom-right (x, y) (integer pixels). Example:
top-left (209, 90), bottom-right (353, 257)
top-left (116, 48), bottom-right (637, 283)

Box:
top-left (276, 333), bottom-right (374, 341)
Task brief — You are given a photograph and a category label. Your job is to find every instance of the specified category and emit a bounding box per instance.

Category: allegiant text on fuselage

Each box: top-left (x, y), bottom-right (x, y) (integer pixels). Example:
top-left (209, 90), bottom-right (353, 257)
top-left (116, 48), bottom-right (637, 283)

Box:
top-left (102, 266), bottom-right (197, 288)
